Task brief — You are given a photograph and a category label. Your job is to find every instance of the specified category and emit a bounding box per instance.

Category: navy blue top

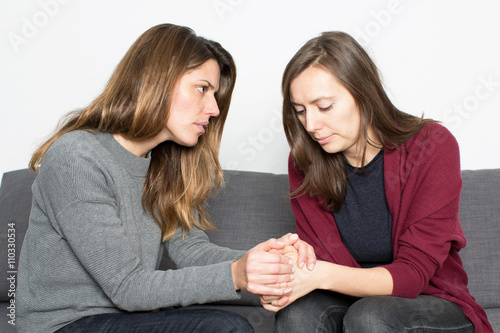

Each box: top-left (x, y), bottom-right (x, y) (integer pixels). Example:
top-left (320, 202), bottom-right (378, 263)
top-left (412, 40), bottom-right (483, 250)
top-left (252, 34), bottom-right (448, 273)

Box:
top-left (333, 150), bottom-right (393, 268)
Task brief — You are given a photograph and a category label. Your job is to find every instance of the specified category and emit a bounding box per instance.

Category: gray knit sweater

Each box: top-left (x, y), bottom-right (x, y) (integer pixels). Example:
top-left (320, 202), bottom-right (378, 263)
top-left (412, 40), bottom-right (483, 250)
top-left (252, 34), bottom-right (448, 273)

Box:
top-left (16, 131), bottom-right (244, 333)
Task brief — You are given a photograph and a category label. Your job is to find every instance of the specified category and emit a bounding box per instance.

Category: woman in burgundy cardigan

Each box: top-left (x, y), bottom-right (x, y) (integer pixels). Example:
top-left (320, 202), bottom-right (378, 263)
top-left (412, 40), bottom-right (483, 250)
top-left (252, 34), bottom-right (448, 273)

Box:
top-left (261, 32), bottom-right (492, 332)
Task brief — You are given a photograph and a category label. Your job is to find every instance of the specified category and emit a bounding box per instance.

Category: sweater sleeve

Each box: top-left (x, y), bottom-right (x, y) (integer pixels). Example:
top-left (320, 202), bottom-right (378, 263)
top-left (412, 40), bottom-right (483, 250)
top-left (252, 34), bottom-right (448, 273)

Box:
top-left (167, 225), bottom-right (245, 268)
top-left (55, 202), bottom-right (242, 310)
top-left (39, 137), bottom-right (242, 311)
top-left (382, 123), bottom-right (466, 298)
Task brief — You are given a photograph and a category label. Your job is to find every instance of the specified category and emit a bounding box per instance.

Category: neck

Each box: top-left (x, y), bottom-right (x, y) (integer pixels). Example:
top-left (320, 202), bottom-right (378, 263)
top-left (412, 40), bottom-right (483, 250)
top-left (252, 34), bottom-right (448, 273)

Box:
top-left (344, 144), bottom-right (381, 167)
top-left (344, 128), bottom-right (382, 167)
top-left (113, 134), bottom-right (155, 158)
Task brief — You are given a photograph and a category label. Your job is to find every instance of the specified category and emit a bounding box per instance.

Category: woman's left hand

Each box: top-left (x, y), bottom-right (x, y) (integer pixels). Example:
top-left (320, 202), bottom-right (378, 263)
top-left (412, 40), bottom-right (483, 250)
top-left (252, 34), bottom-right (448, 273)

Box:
top-left (274, 233), bottom-right (316, 271)
top-left (259, 255), bottom-right (319, 312)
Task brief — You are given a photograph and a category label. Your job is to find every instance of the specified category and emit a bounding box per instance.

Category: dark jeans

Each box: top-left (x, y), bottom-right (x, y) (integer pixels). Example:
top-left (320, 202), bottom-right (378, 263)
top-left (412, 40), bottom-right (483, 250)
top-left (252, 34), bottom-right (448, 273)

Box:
top-left (56, 308), bottom-right (254, 333)
top-left (275, 290), bottom-right (474, 333)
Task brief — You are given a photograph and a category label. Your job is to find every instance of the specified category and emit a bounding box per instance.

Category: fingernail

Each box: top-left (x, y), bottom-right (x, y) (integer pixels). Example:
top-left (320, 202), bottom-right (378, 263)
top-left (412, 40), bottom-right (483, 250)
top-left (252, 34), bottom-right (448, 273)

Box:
top-left (309, 263), bottom-right (315, 270)
top-left (299, 261), bottom-right (305, 268)
top-left (281, 282), bottom-right (287, 288)
top-left (290, 274), bottom-right (295, 280)
top-left (290, 233), bottom-right (298, 240)
top-left (284, 288), bottom-right (292, 294)
top-left (288, 259), bottom-right (293, 265)
top-left (292, 267), bottom-right (295, 273)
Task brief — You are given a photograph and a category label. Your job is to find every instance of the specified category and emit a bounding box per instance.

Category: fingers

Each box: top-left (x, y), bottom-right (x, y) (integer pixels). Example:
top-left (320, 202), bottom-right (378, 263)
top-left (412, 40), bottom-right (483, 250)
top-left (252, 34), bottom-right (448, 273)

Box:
top-left (259, 292), bottom-right (291, 311)
top-left (246, 271), bottom-right (294, 286)
top-left (233, 246), bottom-right (296, 294)
top-left (272, 234), bottom-right (317, 271)
top-left (263, 303), bottom-right (286, 312)
top-left (253, 284), bottom-right (292, 296)
top-left (261, 296), bottom-right (289, 312)
top-left (260, 294), bottom-right (283, 302)
top-left (245, 251), bottom-right (294, 272)
top-left (294, 240), bottom-right (316, 271)
top-left (259, 238), bottom-right (286, 252)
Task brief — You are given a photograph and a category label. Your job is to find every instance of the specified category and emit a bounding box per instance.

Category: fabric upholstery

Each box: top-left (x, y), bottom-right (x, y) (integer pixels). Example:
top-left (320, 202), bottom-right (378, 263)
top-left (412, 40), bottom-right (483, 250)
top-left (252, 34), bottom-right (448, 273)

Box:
top-left (1, 168), bottom-right (499, 333)
top-left (0, 169), bottom-right (36, 302)
top-left (458, 169), bottom-right (500, 309)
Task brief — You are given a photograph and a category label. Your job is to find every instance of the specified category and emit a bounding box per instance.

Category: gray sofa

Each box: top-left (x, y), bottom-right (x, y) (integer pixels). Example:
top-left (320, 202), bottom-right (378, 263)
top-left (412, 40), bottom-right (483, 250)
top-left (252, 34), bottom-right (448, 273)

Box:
top-left (1, 168), bottom-right (499, 332)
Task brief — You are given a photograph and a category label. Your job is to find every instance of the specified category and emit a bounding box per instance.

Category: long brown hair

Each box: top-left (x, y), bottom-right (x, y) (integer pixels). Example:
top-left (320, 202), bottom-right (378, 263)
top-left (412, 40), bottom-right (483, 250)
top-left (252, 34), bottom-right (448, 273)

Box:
top-left (29, 24), bottom-right (237, 240)
top-left (282, 31), bottom-right (433, 211)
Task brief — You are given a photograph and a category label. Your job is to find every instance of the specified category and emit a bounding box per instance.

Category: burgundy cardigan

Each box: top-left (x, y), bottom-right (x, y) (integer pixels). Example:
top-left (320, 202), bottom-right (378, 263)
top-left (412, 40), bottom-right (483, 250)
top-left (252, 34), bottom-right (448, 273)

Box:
top-left (289, 123), bottom-right (492, 332)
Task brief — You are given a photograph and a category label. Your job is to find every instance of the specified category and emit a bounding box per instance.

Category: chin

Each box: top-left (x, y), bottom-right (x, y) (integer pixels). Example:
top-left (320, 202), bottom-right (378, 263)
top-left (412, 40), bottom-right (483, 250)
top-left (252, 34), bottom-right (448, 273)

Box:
top-left (320, 143), bottom-right (342, 155)
top-left (174, 137), bottom-right (200, 147)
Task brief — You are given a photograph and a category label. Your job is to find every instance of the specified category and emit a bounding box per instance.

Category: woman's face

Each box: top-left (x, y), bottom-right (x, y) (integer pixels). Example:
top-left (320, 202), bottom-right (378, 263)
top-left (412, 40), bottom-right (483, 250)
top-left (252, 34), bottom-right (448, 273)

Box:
top-left (163, 59), bottom-right (221, 147)
top-left (290, 66), bottom-right (364, 165)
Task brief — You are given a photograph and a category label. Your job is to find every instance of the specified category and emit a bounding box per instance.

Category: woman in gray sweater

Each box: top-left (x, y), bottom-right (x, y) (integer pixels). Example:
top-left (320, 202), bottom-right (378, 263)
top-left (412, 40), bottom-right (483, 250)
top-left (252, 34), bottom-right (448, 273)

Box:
top-left (16, 24), bottom-right (313, 333)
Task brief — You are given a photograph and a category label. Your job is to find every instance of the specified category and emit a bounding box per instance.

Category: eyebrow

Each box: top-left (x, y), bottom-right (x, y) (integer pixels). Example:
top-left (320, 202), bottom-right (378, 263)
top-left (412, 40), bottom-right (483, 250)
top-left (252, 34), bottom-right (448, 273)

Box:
top-left (200, 79), bottom-right (219, 92)
top-left (291, 96), bottom-right (335, 106)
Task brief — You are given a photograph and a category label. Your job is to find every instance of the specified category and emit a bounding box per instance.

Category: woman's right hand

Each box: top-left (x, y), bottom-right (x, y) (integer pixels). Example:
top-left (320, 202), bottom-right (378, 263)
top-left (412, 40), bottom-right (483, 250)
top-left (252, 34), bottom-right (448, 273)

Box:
top-left (231, 238), bottom-right (296, 296)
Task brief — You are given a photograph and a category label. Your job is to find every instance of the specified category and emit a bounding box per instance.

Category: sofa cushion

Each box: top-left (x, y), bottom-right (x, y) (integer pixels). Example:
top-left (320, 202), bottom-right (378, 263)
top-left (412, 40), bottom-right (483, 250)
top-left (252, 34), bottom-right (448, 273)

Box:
top-left (0, 169), bottom-right (37, 301)
top-left (458, 169), bottom-right (500, 310)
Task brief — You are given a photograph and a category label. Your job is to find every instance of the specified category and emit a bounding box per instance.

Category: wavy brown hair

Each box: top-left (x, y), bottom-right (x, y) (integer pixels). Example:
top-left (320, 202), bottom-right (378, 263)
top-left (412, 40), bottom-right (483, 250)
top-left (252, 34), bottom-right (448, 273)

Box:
top-left (29, 24), bottom-right (236, 240)
top-left (282, 31), bottom-right (434, 211)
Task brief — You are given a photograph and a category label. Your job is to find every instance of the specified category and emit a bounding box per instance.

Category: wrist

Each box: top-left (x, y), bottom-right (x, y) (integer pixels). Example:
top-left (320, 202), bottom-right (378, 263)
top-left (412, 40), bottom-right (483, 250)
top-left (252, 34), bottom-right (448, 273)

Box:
top-left (313, 260), bottom-right (329, 290)
top-left (231, 260), bottom-right (241, 290)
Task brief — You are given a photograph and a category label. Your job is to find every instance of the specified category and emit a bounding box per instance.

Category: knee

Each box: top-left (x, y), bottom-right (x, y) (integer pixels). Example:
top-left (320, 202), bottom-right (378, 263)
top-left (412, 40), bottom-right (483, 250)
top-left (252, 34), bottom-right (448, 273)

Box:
top-left (343, 297), bottom-right (392, 333)
top-left (275, 303), bottom-right (319, 333)
top-left (275, 302), bottom-right (343, 333)
top-left (204, 310), bottom-right (254, 333)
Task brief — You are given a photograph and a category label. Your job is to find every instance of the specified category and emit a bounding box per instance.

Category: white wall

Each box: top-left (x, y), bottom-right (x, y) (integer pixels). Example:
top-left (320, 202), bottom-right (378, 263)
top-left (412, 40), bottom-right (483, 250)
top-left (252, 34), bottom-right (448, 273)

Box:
top-left (1, 0), bottom-right (499, 178)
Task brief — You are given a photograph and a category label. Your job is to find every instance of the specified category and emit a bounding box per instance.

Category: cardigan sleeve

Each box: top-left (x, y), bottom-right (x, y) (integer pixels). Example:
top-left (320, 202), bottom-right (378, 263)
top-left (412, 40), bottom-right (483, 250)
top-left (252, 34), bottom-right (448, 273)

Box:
top-left (288, 155), bottom-right (318, 252)
top-left (382, 123), bottom-right (466, 298)
top-left (288, 154), bottom-right (360, 266)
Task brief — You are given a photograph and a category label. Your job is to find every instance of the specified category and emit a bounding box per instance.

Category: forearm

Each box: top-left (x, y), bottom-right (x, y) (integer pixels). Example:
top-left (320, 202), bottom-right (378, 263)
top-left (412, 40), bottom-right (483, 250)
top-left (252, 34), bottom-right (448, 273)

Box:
top-left (314, 260), bottom-right (393, 297)
top-left (167, 227), bottom-right (245, 268)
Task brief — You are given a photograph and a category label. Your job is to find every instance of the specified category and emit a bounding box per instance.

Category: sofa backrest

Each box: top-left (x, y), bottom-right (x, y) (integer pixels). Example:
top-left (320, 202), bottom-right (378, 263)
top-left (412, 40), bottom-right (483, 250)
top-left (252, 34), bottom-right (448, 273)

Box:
top-left (0, 169), bottom-right (36, 302)
top-left (457, 169), bottom-right (500, 310)
top-left (1, 168), bottom-right (499, 310)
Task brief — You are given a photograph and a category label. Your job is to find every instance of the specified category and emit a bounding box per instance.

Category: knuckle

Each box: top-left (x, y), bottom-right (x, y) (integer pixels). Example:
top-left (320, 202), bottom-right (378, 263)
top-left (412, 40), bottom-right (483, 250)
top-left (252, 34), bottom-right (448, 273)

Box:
top-left (272, 264), bottom-right (282, 274)
top-left (246, 283), bottom-right (257, 294)
top-left (269, 275), bottom-right (280, 284)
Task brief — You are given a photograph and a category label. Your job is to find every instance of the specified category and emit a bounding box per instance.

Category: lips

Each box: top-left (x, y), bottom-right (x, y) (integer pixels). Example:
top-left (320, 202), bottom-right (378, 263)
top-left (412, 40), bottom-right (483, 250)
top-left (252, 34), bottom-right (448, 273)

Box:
top-left (315, 134), bottom-right (335, 145)
top-left (195, 122), bottom-right (209, 134)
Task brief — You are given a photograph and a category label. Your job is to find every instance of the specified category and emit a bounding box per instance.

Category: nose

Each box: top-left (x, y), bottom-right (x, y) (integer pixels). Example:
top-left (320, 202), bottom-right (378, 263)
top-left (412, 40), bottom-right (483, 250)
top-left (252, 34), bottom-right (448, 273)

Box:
top-left (304, 109), bottom-right (322, 133)
top-left (205, 95), bottom-right (220, 118)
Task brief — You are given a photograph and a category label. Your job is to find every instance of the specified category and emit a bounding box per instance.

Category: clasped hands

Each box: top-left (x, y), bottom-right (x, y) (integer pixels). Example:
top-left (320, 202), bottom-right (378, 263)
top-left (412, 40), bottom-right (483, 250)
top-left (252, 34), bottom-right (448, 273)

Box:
top-left (231, 233), bottom-right (316, 312)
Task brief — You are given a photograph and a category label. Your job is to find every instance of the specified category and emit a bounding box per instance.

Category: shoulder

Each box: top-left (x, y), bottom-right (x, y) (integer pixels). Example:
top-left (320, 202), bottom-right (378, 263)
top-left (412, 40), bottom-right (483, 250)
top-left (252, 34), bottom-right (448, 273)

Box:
top-left (406, 122), bottom-right (458, 152)
top-left (37, 131), bottom-right (117, 204)
top-left (49, 130), bottom-right (102, 155)
top-left (44, 131), bottom-right (114, 166)
top-left (385, 122), bottom-right (461, 176)
top-left (399, 122), bottom-right (459, 165)
top-left (40, 131), bottom-right (113, 181)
